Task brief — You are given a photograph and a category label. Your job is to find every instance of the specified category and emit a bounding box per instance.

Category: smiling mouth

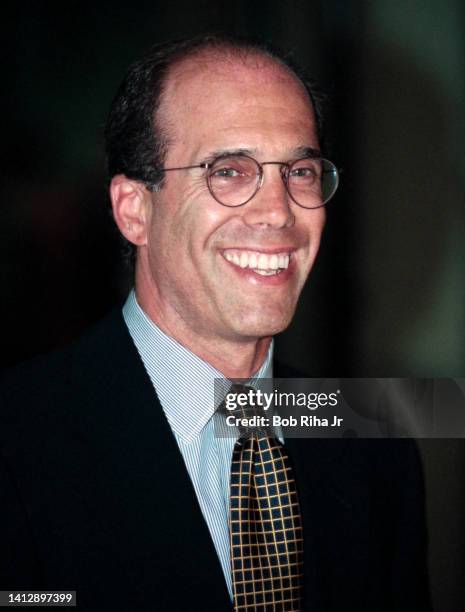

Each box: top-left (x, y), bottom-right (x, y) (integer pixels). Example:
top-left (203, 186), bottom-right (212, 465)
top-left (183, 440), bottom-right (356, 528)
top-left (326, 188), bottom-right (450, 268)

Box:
top-left (222, 249), bottom-right (291, 276)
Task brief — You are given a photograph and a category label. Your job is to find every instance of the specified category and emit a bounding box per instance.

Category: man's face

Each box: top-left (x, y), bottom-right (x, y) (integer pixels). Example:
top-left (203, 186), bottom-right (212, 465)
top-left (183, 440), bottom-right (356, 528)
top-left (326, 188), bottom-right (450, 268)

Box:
top-left (140, 55), bottom-right (326, 345)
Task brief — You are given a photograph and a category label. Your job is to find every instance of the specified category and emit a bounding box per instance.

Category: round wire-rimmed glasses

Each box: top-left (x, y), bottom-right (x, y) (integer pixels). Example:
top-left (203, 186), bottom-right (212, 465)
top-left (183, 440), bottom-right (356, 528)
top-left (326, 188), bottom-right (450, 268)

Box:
top-left (156, 154), bottom-right (339, 209)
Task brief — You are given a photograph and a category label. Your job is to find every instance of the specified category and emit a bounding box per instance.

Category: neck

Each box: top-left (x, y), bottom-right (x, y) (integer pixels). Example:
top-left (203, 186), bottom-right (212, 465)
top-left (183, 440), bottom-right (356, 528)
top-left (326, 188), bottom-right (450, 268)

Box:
top-left (134, 288), bottom-right (271, 380)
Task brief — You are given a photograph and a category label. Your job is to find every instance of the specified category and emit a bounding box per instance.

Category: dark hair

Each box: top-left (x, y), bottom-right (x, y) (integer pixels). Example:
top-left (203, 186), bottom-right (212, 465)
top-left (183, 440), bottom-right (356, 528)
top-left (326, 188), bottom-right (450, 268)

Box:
top-left (104, 34), bottom-right (325, 265)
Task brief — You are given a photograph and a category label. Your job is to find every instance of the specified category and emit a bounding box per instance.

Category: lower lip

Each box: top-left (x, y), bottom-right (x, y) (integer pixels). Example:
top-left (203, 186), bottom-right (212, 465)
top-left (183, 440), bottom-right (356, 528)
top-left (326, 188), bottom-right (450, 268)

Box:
top-left (221, 255), bottom-right (295, 286)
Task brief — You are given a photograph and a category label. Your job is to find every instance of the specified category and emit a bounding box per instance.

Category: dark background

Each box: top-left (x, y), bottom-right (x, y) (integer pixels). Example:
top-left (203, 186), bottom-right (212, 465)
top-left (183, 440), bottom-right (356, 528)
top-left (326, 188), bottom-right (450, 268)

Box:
top-left (2, 1), bottom-right (464, 609)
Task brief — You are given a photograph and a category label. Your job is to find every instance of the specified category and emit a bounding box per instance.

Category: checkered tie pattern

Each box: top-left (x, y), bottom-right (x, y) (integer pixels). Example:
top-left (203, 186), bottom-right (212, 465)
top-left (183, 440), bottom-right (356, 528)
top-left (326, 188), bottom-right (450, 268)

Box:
top-left (229, 389), bottom-right (304, 611)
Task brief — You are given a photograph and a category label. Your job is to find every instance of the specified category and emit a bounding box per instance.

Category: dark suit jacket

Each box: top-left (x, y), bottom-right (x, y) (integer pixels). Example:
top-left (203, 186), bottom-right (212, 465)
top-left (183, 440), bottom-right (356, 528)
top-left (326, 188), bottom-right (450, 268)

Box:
top-left (0, 310), bottom-right (432, 611)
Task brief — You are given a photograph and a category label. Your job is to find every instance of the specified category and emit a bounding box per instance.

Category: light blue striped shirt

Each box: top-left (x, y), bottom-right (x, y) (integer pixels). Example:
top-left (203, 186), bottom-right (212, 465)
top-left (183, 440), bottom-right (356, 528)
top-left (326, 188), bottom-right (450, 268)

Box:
top-left (122, 290), bottom-right (273, 599)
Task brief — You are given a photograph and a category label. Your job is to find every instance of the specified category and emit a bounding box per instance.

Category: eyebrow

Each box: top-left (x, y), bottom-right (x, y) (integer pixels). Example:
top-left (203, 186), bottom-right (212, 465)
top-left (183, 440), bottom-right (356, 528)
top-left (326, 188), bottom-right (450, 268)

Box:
top-left (202, 147), bottom-right (255, 162)
top-left (201, 145), bottom-right (322, 163)
top-left (294, 146), bottom-right (322, 158)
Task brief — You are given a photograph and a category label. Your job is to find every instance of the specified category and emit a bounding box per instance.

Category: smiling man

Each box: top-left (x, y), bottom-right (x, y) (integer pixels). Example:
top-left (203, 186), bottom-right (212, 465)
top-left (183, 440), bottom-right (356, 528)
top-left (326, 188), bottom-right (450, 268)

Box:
top-left (109, 42), bottom-right (327, 378)
top-left (0, 35), bottom-right (431, 612)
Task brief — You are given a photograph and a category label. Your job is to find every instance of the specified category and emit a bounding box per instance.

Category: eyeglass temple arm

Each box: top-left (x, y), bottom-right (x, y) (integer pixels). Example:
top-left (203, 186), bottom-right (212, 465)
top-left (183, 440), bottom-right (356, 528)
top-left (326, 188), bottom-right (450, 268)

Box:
top-left (161, 163), bottom-right (209, 172)
top-left (148, 163), bottom-right (209, 191)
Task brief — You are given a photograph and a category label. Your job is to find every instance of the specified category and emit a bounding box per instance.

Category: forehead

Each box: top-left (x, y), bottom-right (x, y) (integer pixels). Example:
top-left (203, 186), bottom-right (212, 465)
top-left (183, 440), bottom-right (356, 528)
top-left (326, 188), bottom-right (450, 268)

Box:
top-left (158, 52), bottom-right (318, 160)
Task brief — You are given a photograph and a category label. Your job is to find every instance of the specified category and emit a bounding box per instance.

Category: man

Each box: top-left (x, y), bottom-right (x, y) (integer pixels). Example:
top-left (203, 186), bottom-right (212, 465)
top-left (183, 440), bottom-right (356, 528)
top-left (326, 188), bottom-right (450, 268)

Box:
top-left (0, 35), bottom-right (431, 611)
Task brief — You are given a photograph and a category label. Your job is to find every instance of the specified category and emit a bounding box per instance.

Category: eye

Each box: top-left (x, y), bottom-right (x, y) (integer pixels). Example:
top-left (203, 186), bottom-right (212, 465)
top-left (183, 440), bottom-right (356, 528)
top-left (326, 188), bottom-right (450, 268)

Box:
top-left (212, 166), bottom-right (243, 178)
top-left (290, 167), bottom-right (316, 178)
top-left (209, 156), bottom-right (257, 184)
top-left (290, 166), bottom-right (318, 179)
top-left (289, 158), bottom-right (322, 182)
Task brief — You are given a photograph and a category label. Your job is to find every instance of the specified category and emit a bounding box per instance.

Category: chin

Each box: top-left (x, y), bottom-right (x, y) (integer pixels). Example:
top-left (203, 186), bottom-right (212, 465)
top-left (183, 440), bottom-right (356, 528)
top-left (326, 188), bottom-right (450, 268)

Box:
top-left (230, 308), bottom-right (295, 340)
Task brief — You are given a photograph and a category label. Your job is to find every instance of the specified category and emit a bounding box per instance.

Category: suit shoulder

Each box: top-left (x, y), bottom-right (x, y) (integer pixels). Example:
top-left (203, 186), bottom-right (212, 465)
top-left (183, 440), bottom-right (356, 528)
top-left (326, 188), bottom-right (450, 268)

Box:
top-left (0, 308), bottom-right (131, 425)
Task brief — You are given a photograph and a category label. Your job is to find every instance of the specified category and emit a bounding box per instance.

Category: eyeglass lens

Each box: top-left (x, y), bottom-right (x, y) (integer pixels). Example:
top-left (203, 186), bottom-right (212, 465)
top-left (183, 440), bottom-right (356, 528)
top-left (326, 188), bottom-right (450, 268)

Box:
top-left (207, 155), bottom-right (338, 208)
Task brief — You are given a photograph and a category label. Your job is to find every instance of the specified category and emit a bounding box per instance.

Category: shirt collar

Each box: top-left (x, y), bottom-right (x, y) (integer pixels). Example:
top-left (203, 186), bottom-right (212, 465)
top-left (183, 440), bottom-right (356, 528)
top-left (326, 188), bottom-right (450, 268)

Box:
top-left (122, 289), bottom-right (273, 443)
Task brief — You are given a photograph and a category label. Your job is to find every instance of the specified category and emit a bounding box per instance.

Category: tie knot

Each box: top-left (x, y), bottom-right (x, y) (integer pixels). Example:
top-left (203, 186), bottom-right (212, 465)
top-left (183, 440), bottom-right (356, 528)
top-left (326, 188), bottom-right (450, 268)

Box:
top-left (221, 383), bottom-right (270, 440)
top-left (228, 384), bottom-right (256, 418)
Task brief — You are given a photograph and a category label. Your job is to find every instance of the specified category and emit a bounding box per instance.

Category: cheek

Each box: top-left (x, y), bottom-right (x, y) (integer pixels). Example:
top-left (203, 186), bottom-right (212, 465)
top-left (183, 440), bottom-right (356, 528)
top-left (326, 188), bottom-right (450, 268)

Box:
top-left (303, 209), bottom-right (326, 249)
top-left (149, 183), bottom-right (232, 272)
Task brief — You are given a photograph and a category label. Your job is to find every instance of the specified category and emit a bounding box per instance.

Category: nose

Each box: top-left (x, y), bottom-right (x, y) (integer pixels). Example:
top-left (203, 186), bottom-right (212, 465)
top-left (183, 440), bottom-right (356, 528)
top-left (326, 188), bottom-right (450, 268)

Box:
top-left (242, 164), bottom-right (295, 229)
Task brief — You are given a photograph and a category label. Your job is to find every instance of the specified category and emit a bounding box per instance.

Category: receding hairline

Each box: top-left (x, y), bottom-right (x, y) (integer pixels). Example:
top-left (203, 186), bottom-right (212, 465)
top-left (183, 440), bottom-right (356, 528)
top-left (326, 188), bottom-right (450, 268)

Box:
top-left (154, 45), bottom-right (314, 146)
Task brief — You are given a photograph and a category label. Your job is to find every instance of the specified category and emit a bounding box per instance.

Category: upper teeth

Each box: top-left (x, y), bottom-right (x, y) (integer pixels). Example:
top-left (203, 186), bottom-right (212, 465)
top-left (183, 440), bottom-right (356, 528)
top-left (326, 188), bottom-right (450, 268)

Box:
top-left (223, 250), bottom-right (290, 271)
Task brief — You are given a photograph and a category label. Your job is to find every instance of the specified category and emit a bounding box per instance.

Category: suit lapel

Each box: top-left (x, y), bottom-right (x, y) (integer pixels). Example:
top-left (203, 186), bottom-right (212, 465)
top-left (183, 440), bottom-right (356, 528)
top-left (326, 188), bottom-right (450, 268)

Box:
top-left (285, 437), bottom-right (371, 611)
top-left (73, 311), bottom-right (232, 610)
top-left (275, 362), bottom-right (371, 610)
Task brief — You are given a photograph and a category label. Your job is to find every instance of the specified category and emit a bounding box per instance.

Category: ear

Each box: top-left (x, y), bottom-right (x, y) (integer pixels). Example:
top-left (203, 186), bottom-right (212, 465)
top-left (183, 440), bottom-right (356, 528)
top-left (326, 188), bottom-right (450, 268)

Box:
top-left (109, 175), bottom-right (152, 246)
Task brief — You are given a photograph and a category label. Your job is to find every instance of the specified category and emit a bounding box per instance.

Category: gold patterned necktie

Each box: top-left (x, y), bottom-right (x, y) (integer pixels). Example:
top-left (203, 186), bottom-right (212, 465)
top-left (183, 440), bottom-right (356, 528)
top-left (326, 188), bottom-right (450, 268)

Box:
top-left (228, 387), bottom-right (304, 611)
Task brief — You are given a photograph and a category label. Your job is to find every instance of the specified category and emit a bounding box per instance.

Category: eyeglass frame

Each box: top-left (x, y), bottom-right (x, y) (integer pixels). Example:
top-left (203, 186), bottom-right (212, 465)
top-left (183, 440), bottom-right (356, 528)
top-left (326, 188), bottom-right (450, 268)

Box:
top-left (149, 153), bottom-right (339, 209)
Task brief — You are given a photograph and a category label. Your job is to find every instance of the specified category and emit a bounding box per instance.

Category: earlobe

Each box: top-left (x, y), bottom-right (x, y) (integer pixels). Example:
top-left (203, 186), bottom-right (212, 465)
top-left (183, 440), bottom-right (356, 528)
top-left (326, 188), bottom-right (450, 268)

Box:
top-left (109, 175), bottom-right (151, 246)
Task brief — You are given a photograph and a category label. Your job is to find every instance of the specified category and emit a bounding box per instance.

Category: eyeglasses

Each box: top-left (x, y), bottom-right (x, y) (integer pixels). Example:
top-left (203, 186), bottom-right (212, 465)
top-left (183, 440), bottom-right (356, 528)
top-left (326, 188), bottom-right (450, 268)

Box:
top-left (154, 154), bottom-right (339, 209)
